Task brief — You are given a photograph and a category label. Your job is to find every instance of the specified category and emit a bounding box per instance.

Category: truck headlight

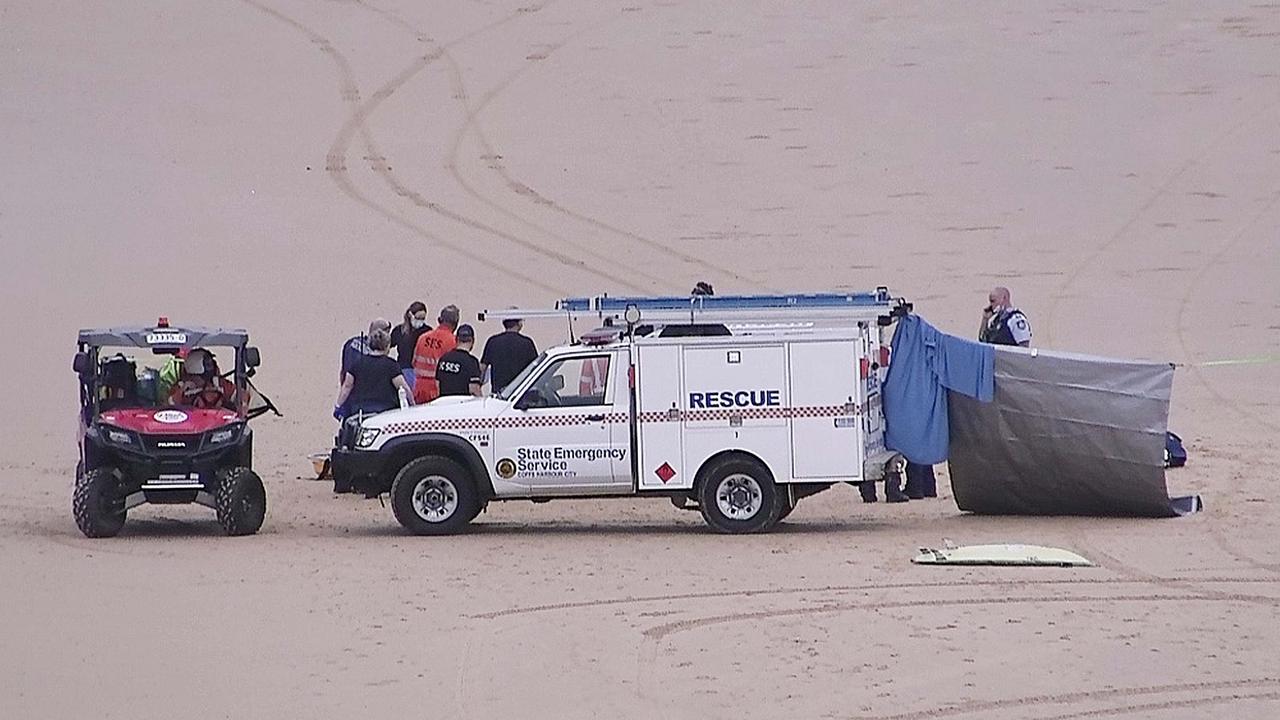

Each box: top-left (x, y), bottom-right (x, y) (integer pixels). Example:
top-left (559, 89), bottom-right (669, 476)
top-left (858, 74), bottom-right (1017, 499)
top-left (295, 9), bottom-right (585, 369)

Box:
top-left (355, 427), bottom-right (381, 448)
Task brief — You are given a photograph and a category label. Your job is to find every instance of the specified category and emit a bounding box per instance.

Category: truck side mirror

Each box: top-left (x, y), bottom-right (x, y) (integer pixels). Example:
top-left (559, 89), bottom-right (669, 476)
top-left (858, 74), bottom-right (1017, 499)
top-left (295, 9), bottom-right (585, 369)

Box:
top-left (244, 346), bottom-right (261, 368)
top-left (73, 352), bottom-right (91, 376)
top-left (516, 388), bottom-right (546, 410)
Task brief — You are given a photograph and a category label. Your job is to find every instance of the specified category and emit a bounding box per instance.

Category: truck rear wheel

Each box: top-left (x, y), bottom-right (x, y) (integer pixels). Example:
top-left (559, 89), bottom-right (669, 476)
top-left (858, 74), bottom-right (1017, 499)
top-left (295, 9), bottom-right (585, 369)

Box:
top-left (698, 456), bottom-right (781, 534)
top-left (390, 456), bottom-right (478, 535)
top-left (73, 468), bottom-right (127, 538)
top-left (215, 467), bottom-right (267, 536)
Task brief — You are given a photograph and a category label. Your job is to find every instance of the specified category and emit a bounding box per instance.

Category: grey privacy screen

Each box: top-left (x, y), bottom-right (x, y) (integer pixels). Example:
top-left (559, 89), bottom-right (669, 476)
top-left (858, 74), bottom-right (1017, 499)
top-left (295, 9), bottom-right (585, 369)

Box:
top-left (947, 347), bottom-right (1197, 517)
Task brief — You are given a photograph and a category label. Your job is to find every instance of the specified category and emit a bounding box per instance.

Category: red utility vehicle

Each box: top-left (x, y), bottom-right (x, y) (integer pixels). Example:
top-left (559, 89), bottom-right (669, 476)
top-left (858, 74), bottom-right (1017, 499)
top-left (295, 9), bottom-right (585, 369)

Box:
top-left (72, 319), bottom-right (279, 537)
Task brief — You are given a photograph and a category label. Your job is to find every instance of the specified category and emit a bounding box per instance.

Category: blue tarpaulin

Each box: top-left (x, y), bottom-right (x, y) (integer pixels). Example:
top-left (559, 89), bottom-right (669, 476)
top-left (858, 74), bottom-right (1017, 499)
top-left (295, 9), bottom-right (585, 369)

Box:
top-left (883, 314), bottom-right (994, 464)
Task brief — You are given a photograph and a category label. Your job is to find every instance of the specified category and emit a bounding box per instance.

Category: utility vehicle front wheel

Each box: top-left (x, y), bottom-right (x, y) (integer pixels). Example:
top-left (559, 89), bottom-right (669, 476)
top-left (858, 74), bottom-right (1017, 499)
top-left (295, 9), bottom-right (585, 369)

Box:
top-left (215, 466), bottom-right (267, 536)
top-left (73, 468), bottom-right (127, 538)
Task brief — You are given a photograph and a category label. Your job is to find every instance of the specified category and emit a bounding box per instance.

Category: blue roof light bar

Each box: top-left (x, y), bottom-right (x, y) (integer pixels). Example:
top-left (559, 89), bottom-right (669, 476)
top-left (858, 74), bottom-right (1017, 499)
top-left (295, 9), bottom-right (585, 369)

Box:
top-left (559, 287), bottom-right (893, 313)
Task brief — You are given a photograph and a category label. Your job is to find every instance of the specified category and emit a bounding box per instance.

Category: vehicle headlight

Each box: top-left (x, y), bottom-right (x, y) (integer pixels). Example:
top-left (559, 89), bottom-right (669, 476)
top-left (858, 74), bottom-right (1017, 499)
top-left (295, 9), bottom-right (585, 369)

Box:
top-left (106, 429), bottom-right (135, 446)
top-left (208, 428), bottom-right (236, 445)
top-left (355, 427), bottom-right (381, 448)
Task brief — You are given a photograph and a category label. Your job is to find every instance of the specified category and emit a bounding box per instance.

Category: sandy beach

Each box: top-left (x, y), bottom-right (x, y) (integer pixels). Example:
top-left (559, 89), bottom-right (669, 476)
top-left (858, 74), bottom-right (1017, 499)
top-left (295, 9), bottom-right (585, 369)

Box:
top-left (2, 1), bottom-right (1279, 717)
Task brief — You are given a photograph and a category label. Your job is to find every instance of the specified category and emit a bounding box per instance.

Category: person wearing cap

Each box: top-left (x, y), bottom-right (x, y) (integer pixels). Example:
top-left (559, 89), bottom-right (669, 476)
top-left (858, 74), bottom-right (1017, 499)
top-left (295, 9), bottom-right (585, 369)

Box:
top-left (336, 318), bottom-right (392, 419)
top-left (340, 318), bottom-right (392, 387)
top-left (436, 324), bottom-right (482, 397)
top-left (412, 304), bottom-right (460, 404)
top-left (480, 316), bottom-right (538, 395)
top-left (335, 322), bottom-right (414, 419)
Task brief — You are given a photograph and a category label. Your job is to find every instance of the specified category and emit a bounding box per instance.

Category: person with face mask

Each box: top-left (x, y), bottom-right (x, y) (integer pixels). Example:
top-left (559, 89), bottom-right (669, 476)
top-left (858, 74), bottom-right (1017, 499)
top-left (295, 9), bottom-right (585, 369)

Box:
top-left (390, 301), bottom-right (430, 388)
top-left (979, 286), bottom-right (1032, 347)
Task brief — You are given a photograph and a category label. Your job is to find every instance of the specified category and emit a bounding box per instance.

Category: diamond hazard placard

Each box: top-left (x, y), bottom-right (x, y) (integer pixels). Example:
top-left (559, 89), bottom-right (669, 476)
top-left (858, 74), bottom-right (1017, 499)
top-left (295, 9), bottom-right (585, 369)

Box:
top-left (654, 462), bottom-right (676, 483)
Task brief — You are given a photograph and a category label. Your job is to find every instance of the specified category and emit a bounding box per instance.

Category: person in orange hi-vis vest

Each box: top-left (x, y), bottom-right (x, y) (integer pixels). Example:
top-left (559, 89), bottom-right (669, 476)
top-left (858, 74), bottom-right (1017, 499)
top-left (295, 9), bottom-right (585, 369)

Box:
top-left (412, 304), bottom-right (459, 404)
top-left (578, 356), bottom-right (609, 398)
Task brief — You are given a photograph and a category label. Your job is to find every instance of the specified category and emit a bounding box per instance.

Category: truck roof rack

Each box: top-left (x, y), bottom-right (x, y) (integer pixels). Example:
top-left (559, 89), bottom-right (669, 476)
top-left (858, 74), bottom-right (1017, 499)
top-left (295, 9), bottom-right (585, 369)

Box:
top-left (480, 287), bottom-right (912, 329)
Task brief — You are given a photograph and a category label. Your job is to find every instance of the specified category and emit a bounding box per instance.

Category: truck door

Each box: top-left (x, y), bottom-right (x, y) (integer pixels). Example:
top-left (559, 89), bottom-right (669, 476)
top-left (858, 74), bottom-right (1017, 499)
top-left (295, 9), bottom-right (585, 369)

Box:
top-left (635, 343), bottom-right (686, 490)
top-left (788, 339), bottom-right (861, 479)
top-left (492, 351), bottom-right (630, 495)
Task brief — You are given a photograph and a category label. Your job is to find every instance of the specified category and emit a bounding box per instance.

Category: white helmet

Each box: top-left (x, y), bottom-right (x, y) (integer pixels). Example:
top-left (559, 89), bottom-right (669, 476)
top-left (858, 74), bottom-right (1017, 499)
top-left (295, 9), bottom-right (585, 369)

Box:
top-left (185, 349), bottom-right (212, 376)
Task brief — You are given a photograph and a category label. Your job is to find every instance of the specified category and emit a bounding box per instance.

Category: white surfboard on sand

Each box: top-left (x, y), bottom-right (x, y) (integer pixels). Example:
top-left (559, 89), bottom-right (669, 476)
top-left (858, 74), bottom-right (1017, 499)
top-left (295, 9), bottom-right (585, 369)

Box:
top-left (913, 543), bottom-right (1094, 567)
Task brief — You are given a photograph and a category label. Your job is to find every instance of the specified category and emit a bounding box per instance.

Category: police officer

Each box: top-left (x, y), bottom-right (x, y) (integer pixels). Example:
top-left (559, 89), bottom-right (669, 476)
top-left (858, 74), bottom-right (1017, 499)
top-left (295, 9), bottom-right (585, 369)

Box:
top-left (979, 286), bottom-right (1032, 347)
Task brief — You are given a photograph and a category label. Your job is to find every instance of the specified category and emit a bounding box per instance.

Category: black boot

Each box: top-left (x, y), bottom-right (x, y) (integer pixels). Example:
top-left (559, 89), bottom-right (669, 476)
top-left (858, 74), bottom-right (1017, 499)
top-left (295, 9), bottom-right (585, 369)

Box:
top-left (905, 462), bottom-right (936, 499)
top-left (859, 480), bottom-right (878, 503)
top-left (884, 472), bottom-right (909, 503)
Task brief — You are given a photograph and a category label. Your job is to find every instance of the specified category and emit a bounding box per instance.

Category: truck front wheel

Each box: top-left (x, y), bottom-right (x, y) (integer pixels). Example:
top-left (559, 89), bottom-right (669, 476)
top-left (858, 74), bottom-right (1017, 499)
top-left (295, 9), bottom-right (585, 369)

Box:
top-left (698, 457), bottom-right (781, 534)
top-left (390, 456), bottom-right (478, 535)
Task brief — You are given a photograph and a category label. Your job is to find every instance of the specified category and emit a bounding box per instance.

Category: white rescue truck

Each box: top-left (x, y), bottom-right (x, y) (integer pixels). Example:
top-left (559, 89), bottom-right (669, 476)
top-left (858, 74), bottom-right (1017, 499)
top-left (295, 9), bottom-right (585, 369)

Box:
top-left (330, 289), bottom-right (911, 534)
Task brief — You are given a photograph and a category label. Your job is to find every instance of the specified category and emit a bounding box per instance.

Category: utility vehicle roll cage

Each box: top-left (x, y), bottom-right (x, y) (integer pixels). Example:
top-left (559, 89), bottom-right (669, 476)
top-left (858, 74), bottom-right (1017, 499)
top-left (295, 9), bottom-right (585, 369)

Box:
top-left (73, 319), bottom-right (278, 420)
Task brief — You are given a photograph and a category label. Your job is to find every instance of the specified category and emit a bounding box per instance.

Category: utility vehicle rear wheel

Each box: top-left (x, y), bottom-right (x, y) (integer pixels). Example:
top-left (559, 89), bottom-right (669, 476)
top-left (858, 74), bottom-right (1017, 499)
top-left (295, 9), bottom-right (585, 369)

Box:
top-left (390, 456), bottom-right (478, 535)
top-left (215, 466), bottom-right (267, 536)
top-left (698, 456), bottom-right (781, 534)
top-left (73, 468), bottom-right (127, 538)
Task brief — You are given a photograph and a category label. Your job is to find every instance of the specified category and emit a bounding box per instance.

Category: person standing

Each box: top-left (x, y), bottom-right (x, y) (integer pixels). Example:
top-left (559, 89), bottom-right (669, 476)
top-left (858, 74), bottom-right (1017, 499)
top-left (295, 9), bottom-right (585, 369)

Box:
top-left (337, 318), bottom-right (391, 419)
top-left (480, 316), bottom-right (538, 394)
top-left (335, 323), bottom-right (414, 419)
top-left (979, 286), bottom-right (1032, 347)
top-left (390, 301), bottom-right (430, 388)
top-left (412, 304), bottom-right (459, 404)
top-left (437, 324), bottom-right (483, 398)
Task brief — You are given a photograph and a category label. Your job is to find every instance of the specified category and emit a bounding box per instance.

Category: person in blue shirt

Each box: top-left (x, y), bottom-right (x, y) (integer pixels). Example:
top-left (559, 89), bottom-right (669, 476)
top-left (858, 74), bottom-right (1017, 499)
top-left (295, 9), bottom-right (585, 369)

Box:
top-left (336, 318), bottom-right (391, 420)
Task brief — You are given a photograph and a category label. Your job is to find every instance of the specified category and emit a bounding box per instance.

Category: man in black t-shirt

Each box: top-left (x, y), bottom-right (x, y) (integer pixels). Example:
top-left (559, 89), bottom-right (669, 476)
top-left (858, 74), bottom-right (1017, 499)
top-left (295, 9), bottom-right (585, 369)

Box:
top-left (480, 318), bottom-right (539, 394)
top-left (437, 324), bottom-right (482, 397)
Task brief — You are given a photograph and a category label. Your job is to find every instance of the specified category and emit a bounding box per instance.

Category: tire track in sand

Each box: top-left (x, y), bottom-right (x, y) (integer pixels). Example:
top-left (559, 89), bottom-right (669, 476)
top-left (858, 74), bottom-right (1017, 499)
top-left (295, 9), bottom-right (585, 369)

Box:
top-left (353, 0), bottom-right (763, 291)
top-left (1069, 534), bottom-right (1280, 608)
top-left (1209, 520), bottom-right (1280, 574)
top-left (857, 678), bottom-right (1280, 720)
top-left (640, 591), bottom-right (1280, 640)
top-left (472, 574), bottom-right (1278, 619)
top-left (242, 0), bottom-right (646, 294)
top-left (440, 46), bottom-right (772, 291)
top-left (345, 1), bottom-right (667, 289)
top-left (1041, 99), bottom-right (1280, 346)
top-left (1172, 184), bottom-right (1280, 434)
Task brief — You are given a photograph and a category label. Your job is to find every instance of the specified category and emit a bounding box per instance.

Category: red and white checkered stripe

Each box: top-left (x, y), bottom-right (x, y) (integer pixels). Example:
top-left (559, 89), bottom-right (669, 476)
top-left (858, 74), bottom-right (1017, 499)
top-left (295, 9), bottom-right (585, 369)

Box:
top-left (384, 412), bottom-right (629, 435)
top-left (381, 406), bottom-right (857, 436)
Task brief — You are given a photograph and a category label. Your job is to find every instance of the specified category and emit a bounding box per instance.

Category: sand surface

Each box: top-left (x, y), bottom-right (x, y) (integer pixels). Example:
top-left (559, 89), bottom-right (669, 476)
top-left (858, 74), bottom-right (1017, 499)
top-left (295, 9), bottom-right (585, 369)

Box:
top-left (3, 1), bottom-right (1280, 717)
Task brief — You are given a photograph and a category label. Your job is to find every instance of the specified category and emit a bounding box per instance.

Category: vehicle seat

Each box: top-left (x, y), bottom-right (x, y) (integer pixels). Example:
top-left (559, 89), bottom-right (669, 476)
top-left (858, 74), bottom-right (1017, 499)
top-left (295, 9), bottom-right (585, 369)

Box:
top-left (99, 355), bottom-right (138, 410)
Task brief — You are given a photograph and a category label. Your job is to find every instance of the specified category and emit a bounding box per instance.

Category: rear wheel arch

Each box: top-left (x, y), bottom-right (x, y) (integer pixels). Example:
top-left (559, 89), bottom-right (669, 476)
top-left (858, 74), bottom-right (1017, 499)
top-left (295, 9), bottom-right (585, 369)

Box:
top-left (693, 449), bottom-right (774, 494)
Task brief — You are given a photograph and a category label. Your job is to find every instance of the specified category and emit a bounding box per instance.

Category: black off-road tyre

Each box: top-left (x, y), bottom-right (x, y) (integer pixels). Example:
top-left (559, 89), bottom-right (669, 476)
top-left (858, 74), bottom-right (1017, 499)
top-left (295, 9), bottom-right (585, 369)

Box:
top-left (215, 466), bottom-right (267, 536)
top-left (73, 468), bottom-right (127, 538)
top-left (390, 456), bottom-right (478, 536)
top-left (697, 456), bottom-right (782, 534)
